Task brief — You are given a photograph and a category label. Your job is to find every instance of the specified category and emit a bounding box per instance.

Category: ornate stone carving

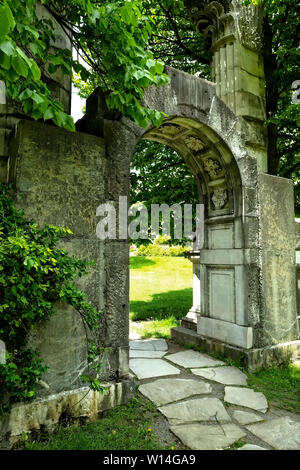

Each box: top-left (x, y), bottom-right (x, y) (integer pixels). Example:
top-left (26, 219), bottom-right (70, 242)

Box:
top-left (185, 136), bottom-right (204, 152)
top-left (159, 124), bottom-right (182, 137)
top-left (212, 188), bottom-right (227, 209)
top-left (203, 158), bottom-right (222, 178)
top-left (185, 0), bottom-right (263, 51)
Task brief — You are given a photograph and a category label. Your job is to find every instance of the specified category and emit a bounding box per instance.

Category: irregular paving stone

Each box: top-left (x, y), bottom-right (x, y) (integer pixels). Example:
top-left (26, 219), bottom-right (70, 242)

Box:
top-left (224, 387), bottom-right (268, 413)
top-left (191, 366), bottom-right (247, 386)
top-left (238, 444), bottom-right (267, 450)
top-left (246, 417), bottom-right (300, 450)
top-left (129, 350), bottom-right (166, 359)
top-left (129, 339), bottom-right (168, 351)
top-left (170, 423), bottom-right (246, 450)
top-left (165, 350), bottom-right (225, 368)
top-left (139, 378), bottom-right (212, 406)
top-left (232, 410), bottom-right (264, 425)
top-left (159, 397), bottom-right (231, 424)
top-left (129, 359), bottom-right (180, 380)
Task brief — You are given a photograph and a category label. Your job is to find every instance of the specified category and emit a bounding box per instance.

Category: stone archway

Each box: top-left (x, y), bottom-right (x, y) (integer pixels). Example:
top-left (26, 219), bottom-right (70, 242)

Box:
top-left (104, 66), bottom-right (256, 360)
top-left (104, 65), bottom-right (299, 371)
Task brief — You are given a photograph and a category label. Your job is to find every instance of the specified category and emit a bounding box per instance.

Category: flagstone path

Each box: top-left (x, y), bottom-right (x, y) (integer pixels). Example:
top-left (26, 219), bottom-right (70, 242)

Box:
top-left (129, 338), bottom-right (300, 450)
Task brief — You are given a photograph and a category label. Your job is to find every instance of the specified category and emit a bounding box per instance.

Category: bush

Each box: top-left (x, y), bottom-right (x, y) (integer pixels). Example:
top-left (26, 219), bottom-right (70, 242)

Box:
top-left (0, 184), bottom-right (103, 416)
top-left (136, 243), bottom-right (191, 257)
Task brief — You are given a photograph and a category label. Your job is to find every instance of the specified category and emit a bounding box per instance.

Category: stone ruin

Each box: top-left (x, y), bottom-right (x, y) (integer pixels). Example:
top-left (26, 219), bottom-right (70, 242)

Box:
top-left (0, 0), bottom-right (299, 445)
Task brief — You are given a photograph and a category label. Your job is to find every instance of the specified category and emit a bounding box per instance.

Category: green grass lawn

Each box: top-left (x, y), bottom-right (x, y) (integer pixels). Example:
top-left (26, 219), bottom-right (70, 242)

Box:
top-left (130, 256), bottom-right (192, 338)
top-left (247, 364), bottom-right (300, 413)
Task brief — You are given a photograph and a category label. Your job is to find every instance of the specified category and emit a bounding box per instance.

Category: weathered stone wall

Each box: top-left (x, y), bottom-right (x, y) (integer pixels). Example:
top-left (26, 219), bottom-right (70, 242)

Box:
top-left (7, 120), bottom-right (130, 396)
top-left (258, 174), bottom-right (299, 346)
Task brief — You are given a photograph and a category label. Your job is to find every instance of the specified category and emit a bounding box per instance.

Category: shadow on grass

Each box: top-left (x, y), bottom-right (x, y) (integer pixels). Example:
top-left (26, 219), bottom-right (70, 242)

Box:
top-left (130, 287), bottom-right (192, 321)
top-left (130, 257), bottom-right (157, 270)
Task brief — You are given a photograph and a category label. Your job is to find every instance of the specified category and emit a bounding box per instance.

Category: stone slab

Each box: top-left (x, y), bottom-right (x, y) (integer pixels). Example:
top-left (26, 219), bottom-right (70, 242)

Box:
top-left (129, 350), bottom-right (166, 359)
top-left (246, 417), bottom-right (300, 450)
top-left (224, 387), bottom-right (268, 413)
top-left (165, 350), bottom-right (225, 368)
top-left (232, 410), bottom-right (264, 425)
top-left (129, 339), bottom-right (168, 351)
top-left (191, 366), bottom-right (247, 386)
top-left (159, 397), bottom-right (231, 425)
top-left (139, 378), bottom-right (212, 406)
top-left (129, 359), bottom-right (180, 380)
top-left (170, 423), bottom-right (246, 450)
top-left (238, 444), bottom-right (267, 450)
top-left (197, 316), bottom-right (253, 349)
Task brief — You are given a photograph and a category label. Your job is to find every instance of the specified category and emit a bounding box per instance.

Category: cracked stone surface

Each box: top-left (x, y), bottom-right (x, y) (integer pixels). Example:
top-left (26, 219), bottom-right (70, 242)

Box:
top-left (128, 339), bottom-right (298, 450)
top-left (139, 378), bottom-right (212, 406)
top-left (129, 358), bottom-right (180, 379)
top-left (159, 397), bottom-right (231, 425)
top-left (165, 350), bottom-right (225, 368)
top-left (191, 366), bottom-right (247, 386)
top-left (246, 417), bottom-right (300, 450)
top-left (130, 350), bottom-right (166, 359)
top-left (224, 386), bottom-right (268, 413)
top-left (238, 444), bottom-right (267, 450)
top-left (232, 410), bottom-right (265, 425)
top-left (129, 339), bottom-right (168, 351)
top-left (170, 423), bottom-right (247, 450)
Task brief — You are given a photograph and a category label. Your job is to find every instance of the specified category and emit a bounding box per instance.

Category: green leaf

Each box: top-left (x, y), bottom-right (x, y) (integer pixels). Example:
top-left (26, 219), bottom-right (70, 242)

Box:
top-left (12, 55), bottom-right (28, 78)
top-left (0, 40), bottom-right (15, 56)
top-left (0, 2), bottom-right (15, 41)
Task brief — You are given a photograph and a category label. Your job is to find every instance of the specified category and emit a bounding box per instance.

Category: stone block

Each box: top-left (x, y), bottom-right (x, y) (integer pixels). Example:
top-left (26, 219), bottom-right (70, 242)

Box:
top-left (197, 317), bottom-right (253, 349)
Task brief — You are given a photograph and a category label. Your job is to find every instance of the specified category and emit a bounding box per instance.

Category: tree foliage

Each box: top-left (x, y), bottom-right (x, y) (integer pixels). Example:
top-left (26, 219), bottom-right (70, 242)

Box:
top-left (0, 0), bottom-right (169, 129)
top-left (248, 0), bottom-right (300, 211)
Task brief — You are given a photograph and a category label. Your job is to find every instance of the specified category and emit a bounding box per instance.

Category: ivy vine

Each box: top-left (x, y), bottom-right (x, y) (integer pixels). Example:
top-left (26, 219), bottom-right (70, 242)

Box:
top-left (0, 184), bottom-right (103, 416)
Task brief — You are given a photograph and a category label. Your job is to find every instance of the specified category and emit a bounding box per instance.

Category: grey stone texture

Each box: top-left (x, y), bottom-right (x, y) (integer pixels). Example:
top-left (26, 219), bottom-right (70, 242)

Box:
top-left (246, 417), bottom-right (300, 450)
top-left (165, 350), bottom-right (225, 368)
top-left (232, 410), bottom-right (264, 425)
top-left (224, 386), bottom-right (268, 413)
top-left (130, 359), bottom-right (181, 380)
top-left (130, 350), bottom-right (166, 359)
top-left (130, 339), bottom-right (168, 351)
top-left (159, 397), bottom-right (231, 424)
top-left (139, 378), bottom-right (212, 406)
top-left (191, 366), bottom-right (248, 386)
top-left (257, 174), bottom-right (299, 347)
top-left (238, 444), bottom-right (267, 450)
top-left (0, 379), bottom-right (136, 449)
top-left (170, 423), bottom-right (247, 450)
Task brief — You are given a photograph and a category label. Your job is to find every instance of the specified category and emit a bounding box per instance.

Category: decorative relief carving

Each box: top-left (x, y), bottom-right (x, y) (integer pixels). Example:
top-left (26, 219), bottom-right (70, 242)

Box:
top-left (185, 0), bottom-right (263, 51)
top-left (212, 188), bottom-right (227, 209)
top-left (159, 124), bottom-right (182, 137)
top-left (185, 136), bottom-right (204, 152)
top-left (203, 158), bottom-right (222, 179)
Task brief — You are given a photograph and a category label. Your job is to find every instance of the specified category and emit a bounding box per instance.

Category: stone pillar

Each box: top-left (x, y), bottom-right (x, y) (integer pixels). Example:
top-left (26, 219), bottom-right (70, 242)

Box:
top-left (182, 252), bottom-right (201, 328)
top-left (185, 0), bottom-right (268, 172)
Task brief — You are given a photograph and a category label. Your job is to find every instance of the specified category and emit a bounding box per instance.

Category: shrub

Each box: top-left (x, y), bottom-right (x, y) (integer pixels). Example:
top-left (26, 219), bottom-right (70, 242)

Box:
top-left (136, 243), bottom-right (191, 257)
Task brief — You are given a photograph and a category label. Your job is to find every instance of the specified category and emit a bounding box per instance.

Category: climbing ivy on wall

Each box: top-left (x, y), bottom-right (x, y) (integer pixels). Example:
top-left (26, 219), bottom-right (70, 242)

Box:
top-left (0, 184), bottom-right (103, 416)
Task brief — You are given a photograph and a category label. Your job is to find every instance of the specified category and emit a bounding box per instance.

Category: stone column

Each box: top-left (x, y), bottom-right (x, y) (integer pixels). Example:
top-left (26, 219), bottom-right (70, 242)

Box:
top-left (185, 0), bottom-right (268, 172)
